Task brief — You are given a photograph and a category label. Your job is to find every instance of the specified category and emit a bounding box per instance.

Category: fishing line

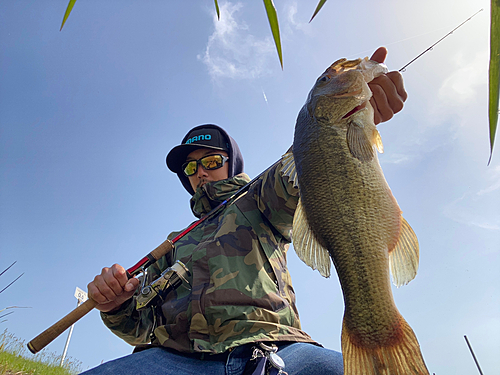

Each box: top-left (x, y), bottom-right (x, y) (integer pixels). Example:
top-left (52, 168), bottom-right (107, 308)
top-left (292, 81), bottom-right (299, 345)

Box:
top-left (345, 9), bottom-right (483, 70)
top-left (345, 26), bottom-right (456, 59)
top-left (399, 9), bottom-right (483, 72)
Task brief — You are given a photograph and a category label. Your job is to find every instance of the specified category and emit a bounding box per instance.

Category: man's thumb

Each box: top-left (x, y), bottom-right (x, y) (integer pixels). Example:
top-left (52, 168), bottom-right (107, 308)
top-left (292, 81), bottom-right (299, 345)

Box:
top-left (370, 47), bottom-right (388, 64)
top-left (124, 279), bottom-right (138, 292)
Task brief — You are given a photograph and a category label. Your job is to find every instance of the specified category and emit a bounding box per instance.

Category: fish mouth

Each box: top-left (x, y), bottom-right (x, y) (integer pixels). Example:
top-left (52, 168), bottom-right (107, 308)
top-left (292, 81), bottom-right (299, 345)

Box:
top-left (342, 101), bottom-right (367, 119)
top-left (331, 88), bottom-right (362, 98)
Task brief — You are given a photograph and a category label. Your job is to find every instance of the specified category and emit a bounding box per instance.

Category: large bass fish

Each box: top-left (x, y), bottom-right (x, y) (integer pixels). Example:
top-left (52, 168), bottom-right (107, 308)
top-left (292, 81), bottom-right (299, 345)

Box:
top-left (282, 58), bottom-right (429, 374)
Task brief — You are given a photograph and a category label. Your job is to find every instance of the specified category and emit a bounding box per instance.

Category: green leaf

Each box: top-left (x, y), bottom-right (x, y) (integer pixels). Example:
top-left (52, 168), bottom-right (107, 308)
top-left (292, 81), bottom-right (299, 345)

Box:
top-left (60, 0), bottom-right (77, 31)
top-left (489, 0), bottom-right (500, 164)
top-left (214, 0), bottom-right (220, 21)
top-left (310, 0), bottom-right (328, 23)
top-left (263, 0), bottom-right (283, 69)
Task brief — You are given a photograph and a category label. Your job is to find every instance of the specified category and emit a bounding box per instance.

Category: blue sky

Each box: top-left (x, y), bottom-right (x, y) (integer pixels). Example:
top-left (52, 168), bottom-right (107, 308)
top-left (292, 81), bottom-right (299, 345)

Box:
top-left (1, 0), bottom-right (498, 373)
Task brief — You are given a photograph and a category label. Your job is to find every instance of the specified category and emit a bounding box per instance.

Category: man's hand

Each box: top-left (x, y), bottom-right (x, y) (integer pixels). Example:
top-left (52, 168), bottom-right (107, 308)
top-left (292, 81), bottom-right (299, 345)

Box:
top-left (369, 47), bottom-right (408, 125)
top-left (88, 264), bottom-right (140, 313)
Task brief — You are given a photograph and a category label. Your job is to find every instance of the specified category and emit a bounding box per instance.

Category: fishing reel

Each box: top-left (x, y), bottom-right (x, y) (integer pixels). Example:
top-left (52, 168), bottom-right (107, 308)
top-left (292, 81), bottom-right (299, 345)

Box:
top-left (136, 260), bottom-right (191, 310)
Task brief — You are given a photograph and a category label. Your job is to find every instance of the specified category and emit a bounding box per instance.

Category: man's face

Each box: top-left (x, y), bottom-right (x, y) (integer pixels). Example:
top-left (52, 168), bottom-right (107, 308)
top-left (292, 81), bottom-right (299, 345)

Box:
top-left (186, 148), bottom-right (229, 193)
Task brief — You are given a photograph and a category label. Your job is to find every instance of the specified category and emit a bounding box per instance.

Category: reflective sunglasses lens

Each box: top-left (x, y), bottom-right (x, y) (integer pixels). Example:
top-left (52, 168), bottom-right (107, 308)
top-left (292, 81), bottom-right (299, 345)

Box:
top-left (200, 155), bottom-right (223, 170)
top-left (183, 160), bottom-right (198, 176)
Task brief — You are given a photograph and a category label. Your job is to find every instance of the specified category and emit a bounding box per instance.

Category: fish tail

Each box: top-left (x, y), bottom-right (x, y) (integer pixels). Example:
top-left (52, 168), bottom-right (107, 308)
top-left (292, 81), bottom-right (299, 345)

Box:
top-left (341, 316), bottom-right (429, 375)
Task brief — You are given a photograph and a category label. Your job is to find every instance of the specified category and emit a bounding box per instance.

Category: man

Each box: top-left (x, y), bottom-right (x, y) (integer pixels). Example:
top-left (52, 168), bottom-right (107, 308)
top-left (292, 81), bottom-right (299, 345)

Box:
top-left (82, 47), bottom-right (407, 375)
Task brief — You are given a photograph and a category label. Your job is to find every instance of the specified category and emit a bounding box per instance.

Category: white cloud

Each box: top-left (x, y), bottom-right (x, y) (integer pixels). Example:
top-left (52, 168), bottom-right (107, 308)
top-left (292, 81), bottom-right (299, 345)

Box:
top-left (380, 152), bottom-right (414, 165)
top-left (443, 194), bottom-right (499, 230)
top-left (284, 2), bottom-right (309, 34)
top-left (477, 166), bottom-right (500, 196)
top-left (198, 1), bottom-right (275, 80)
top-left (438, 50), bottom-right (488, 104)
top-left (443, 167), bottom-right (500, 230)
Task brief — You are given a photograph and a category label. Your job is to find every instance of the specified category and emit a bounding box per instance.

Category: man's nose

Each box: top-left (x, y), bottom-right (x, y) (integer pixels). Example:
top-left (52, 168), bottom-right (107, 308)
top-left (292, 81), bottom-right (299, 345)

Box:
top-left (196, 164), bottom-right (208, 178)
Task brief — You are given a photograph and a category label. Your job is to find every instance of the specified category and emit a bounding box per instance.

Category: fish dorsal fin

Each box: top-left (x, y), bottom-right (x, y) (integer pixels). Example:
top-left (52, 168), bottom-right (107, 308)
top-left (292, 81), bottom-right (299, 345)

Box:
top-left (347, 121), bottom-right (375, 162)
top-left (292, 199), bottom-right (331, 278)
top-left (280, 151), bottom-right (299, 188)
top-left (389, 217), bottom-right (419, 287)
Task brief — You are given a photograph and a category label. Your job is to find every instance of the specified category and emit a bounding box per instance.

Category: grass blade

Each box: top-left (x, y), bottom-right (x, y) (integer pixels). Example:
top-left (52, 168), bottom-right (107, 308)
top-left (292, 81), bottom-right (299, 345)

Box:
top-left (489, 0), bottom-right (500, 164)
top-left (0, 273), bottom-right (24, 295)
top-left (263, 0), bottom-right (283, 69)
top-left (310, 0), bottom-right (328, 22)
top-left (60, 0), bottom-right (77, 31)
top-left (214, 0), bottom-right (220, 20)
top-left (0, 261), bottom-right (16, 277)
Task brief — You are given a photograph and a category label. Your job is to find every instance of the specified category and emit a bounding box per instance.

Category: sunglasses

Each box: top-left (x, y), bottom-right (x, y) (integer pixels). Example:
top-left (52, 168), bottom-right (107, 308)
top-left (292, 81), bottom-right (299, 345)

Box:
top-left (182, 154), bottom-right (229, 177)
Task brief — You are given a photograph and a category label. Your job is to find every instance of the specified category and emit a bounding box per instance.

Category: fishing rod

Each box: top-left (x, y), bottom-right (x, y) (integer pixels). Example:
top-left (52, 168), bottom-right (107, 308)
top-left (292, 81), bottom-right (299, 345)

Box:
top-left (399, 9), bottom-right (483, 72)
top-left (464, 335), bottom-right (484, 375)
top-left (27, 240), bottom-right (174, 354)
top-left (27, 157), bottom-right (282, 354)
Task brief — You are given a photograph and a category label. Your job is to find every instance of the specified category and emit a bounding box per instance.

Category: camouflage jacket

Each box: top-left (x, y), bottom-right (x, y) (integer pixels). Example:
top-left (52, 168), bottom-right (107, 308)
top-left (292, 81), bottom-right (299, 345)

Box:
top-left (101, 162), bottom-right (317, 354)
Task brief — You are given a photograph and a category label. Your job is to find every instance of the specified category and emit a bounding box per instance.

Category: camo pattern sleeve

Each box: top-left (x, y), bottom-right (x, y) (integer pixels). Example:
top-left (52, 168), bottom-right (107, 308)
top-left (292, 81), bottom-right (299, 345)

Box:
top-left (100, 246), bottom-right (176, 346)
top-left (249, 161), bottom-right (299, 242)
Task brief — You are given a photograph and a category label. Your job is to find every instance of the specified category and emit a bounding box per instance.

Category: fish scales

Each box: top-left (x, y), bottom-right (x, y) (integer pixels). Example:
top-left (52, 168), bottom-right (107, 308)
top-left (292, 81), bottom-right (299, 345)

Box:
top-left (295, 104), bottom-right (401, 338)
top-left (286, 58), bottom-right (429, 374)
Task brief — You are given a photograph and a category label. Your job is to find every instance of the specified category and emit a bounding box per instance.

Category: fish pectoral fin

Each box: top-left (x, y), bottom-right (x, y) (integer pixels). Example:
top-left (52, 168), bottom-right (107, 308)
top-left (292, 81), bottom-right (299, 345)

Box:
top-left (346, 121), bottom-right (375, 162)
top-left (292, 199), bottom-right (331, 278)
top-left (373, 128), bottom-right (384, 154)
top-left (280, 151), bottom-right (299, 189)
top-left (389, 217), bottom-right (420, 287)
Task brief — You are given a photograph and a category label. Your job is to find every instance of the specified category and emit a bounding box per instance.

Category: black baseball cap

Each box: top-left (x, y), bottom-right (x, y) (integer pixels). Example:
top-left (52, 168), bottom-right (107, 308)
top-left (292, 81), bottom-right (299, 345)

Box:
top-left (166, 125), bottom-right (230, 174)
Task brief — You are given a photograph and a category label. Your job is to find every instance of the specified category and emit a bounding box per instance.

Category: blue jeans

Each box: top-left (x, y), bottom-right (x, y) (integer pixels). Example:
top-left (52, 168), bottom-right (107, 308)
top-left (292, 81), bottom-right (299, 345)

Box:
top-left (80, 342), bottom-right (344, 375)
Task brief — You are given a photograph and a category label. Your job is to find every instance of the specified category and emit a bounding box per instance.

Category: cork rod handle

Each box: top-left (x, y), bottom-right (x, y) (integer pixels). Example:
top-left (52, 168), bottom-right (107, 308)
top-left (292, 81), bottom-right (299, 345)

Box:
top-left (27, 239), bottom-right (173, 354)
top-left (28, 298), bottom-right (98, 354)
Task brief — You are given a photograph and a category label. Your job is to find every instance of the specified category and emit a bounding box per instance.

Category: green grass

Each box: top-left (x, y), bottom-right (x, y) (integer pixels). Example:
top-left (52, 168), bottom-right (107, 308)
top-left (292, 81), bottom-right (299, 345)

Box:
top-left (0, 330), bottom-right (82, 375)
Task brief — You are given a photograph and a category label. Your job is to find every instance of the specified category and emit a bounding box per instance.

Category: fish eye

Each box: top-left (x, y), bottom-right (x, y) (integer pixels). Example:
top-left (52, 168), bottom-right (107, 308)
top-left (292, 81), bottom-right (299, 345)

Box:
top-left (317, 76), bottom-right (330, 85)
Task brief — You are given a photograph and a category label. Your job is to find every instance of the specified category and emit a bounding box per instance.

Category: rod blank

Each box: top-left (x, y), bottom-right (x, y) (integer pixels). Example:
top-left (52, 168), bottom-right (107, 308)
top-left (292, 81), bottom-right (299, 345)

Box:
top-left (464, 335), bottom-right (484, 375)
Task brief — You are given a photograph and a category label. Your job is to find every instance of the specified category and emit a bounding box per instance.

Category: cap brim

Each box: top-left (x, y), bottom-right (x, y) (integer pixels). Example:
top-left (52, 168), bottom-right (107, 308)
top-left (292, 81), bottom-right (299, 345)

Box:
top-left (166, 143), bottom-right (225, 173)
